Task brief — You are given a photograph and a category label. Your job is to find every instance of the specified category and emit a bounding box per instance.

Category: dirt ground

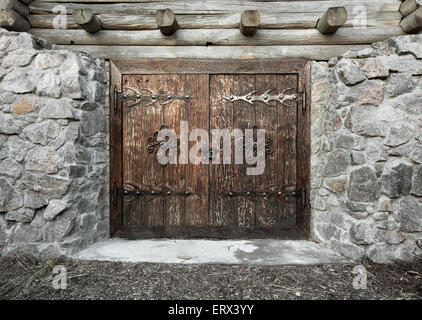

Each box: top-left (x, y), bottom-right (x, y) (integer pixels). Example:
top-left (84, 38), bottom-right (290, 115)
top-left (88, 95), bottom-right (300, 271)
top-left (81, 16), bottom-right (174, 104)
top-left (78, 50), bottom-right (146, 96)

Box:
top-left (0, 256), bottom-right (421, 300)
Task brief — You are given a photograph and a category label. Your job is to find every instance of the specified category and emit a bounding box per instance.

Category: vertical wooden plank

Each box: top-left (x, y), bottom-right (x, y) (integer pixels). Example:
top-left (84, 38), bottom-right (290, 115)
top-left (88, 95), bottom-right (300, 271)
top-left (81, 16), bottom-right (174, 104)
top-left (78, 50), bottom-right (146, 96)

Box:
top-left (254, 74), bottom-right (279, 226)
top-left (109, 60), bottom-right (122, 236)
top-left (277, 74), bottom-right (298, 226)
top-left (185, 74), bottom-right (210, 225)
top-left (163, 74), bottom-right (187, 225)
top-left (296, 62), bottom-right (311, 237)
top-left (122, 74), bottom-right (144, 226)
top-left (209, 75), bottom-right (235, 227)
top-left (140, 74), bottom-right (164, 226)
top-left (232, 74), bottom-right (255, 227)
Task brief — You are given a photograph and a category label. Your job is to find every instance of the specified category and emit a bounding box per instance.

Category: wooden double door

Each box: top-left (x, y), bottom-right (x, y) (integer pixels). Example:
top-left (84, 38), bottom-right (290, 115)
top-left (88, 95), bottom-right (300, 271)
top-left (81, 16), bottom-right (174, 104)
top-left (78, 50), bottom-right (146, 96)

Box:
top-left (110, 59), bottom-right (310, 239)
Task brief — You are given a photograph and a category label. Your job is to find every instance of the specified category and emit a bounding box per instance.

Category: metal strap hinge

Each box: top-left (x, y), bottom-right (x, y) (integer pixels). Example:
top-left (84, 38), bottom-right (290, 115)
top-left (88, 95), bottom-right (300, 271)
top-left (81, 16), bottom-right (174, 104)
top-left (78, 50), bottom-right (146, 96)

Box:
top-left (301, 186), bottom-right (307, 208)
top-left (224, 88), bottom-right (299, 107)
top-left (114, 86), bottom-right (120, 114)
top-left (117, 87), bottom-right (193, 108)
top-left (113, 183), bottom-right (123, 209)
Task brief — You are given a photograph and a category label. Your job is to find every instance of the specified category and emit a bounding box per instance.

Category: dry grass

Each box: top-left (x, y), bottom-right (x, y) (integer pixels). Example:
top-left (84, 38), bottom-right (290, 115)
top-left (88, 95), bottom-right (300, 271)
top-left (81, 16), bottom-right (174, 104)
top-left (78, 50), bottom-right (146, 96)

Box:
top-left (0, 255), bottom-right (421, 300)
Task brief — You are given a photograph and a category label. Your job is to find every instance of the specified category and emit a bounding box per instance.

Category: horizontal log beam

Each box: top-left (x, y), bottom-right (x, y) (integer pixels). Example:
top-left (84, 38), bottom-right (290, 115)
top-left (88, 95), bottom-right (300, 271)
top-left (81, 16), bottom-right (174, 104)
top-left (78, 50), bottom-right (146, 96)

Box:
top-left (0, 8), bottom-right (30, 31)
top-left (0, 0), bottom-right (29, 17)
top-left (240, 10), bottom-right (260, 36)
top-left (400, 0), bottom-right (422, 17)
top-left (27, 11), bottom-right (402, 30)
top-left (55, 44), bottom-right (371, 61)
top-left (29, 1), bottom-right (401, 15)
top-left (29, 0), bottom-right (369, 2)
top-left (316, 7), bottom-right (347, 34)
top-left (28, 27), bottom-right (406, 46)
top-left (156, 8), bottom-right (178, 35)
top-left (400, 7), bottom-right (422, 33)
top-left (72, 8), bottom-right (102, 33)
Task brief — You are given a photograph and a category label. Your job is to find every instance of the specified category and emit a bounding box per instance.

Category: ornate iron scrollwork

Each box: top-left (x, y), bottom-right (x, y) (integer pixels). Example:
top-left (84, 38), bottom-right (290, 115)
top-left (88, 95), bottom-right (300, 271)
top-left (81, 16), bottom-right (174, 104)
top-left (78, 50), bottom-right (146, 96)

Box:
top-left (224, 88), bottom-right (300, 107)
top-left (147, 125), bottom-right (166, 155)
top-left (118, 87), bottom-right (193, 108)
top-left (265, 137), bottom-right (273, 156)
top-left (223, 185), bottom-right (300, 203)
top-left (244, 125), bottom-right (274, 157)
top-left (148, 125), bottom-right (273, 164)
top-left (147, 125), bottom-right (180, 167)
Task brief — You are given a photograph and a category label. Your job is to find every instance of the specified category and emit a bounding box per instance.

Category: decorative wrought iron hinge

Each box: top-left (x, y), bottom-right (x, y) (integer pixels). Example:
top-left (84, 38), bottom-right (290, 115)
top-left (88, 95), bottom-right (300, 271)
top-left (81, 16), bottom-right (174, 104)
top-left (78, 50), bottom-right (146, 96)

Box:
top-left (301, 90), bottom-right (306, 113)
top-left (243, 126), bottom-right (274, 157)
top-left (224, 88), bottom-right (302, 107)
top-left (223, 185), bottom-right (300, 203)
top-left (117, 87), bottom-right (193, 108)
top-left (113, 183), bottom-right (120, 209)
top-left (114, 183), bottom-right (196, 203)
top-left (147, 125), bottom-right (181, 166)
top-left (301, 186), bottom-right (307, 208)
top-left (113, 85), bottom-right (119, 114)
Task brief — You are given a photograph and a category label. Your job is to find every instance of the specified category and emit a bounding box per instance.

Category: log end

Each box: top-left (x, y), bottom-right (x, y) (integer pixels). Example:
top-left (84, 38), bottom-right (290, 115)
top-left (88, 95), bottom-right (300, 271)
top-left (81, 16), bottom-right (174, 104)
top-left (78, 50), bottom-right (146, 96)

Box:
top-left (156, 8), bottom-right (178, 36)
top-left (400, 0), bottom-right (422, 18)
top-left (72, 8), bottom-right (94, 25)
top-left (400, 7), bottom-right (422, 33)
top-left (0, 9), bottom-right (30, 32)
top-left (72, 8), bottom-right (102, 33)
top-left (317, 7), bottom-right (347, 34)
top-left (240, 10), bottom-right (261, 36)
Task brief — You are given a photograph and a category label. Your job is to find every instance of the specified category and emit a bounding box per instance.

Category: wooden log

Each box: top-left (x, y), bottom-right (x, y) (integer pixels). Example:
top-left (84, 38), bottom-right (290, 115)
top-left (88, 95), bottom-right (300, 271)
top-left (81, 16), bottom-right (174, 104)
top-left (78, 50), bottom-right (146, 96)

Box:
top-left (72, 8), bottom-right (102, 33)
top-left (400, 0), bottom-right (422, 17)
top-left (240, 10), bottom-right (260, 36)
top-left (28, 27), bottom-right (406, 46)
top-left (316, 7), bottom-right (347, 34)
top-left (22, 0), bottom-right (356, 2)
top-left (156, 8), bottom-right (177, 35)
top-left (29, 1), bottom-right (401, 15)
top-left (55, 44), bottom-right (371, 61)
top-left (0, 0), bottom-right (29, 17)
top-left (19, 0), bottom-right (33, 4)
top-left (0, 8), bottom-right (30, 31)
top-left (27, 11), bottom-right (402, 30)
top-left (400, 7), bottom-right (422, 33)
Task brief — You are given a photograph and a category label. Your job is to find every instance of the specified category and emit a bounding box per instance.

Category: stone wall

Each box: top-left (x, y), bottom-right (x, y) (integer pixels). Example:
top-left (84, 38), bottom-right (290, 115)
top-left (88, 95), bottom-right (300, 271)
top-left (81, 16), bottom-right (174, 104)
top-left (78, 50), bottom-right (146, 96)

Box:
top-left (0, 28), bottom-right (421, 263)
top-left (310, 34), bottom-right (422, 263)
top-left (0, 29), bottom-right (109, 257)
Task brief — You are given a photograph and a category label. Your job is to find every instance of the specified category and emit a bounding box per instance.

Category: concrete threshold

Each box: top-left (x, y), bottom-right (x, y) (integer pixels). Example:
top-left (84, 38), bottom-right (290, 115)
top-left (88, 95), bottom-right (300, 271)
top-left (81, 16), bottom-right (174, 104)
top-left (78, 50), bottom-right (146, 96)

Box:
top-left (72, 239), bottom-right (353, 265)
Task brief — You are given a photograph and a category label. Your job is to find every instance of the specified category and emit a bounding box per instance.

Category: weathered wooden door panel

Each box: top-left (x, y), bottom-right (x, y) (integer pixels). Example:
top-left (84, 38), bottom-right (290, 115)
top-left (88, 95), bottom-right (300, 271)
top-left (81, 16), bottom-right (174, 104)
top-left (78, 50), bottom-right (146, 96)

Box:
top-left (255, 74), bottom-right (290, 227)
top-left (110, 59), bottom-right (310, 239)
top-left (275, 74), bottom-right (298, 227)
top-left (185, 74), bottom-right (210, 226)
top-left (122, 74), bottom-right (210, 227)
top-left (161, 74), bottom-right (186, 226)
top-left (123, 75), bottom-right (163, 226)
top-left (209, 74), bottom-right (298, 228)
top-left (209, 74), bottom-right (236, 227)
top-left (231, 75), bottom-right (255, 228)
